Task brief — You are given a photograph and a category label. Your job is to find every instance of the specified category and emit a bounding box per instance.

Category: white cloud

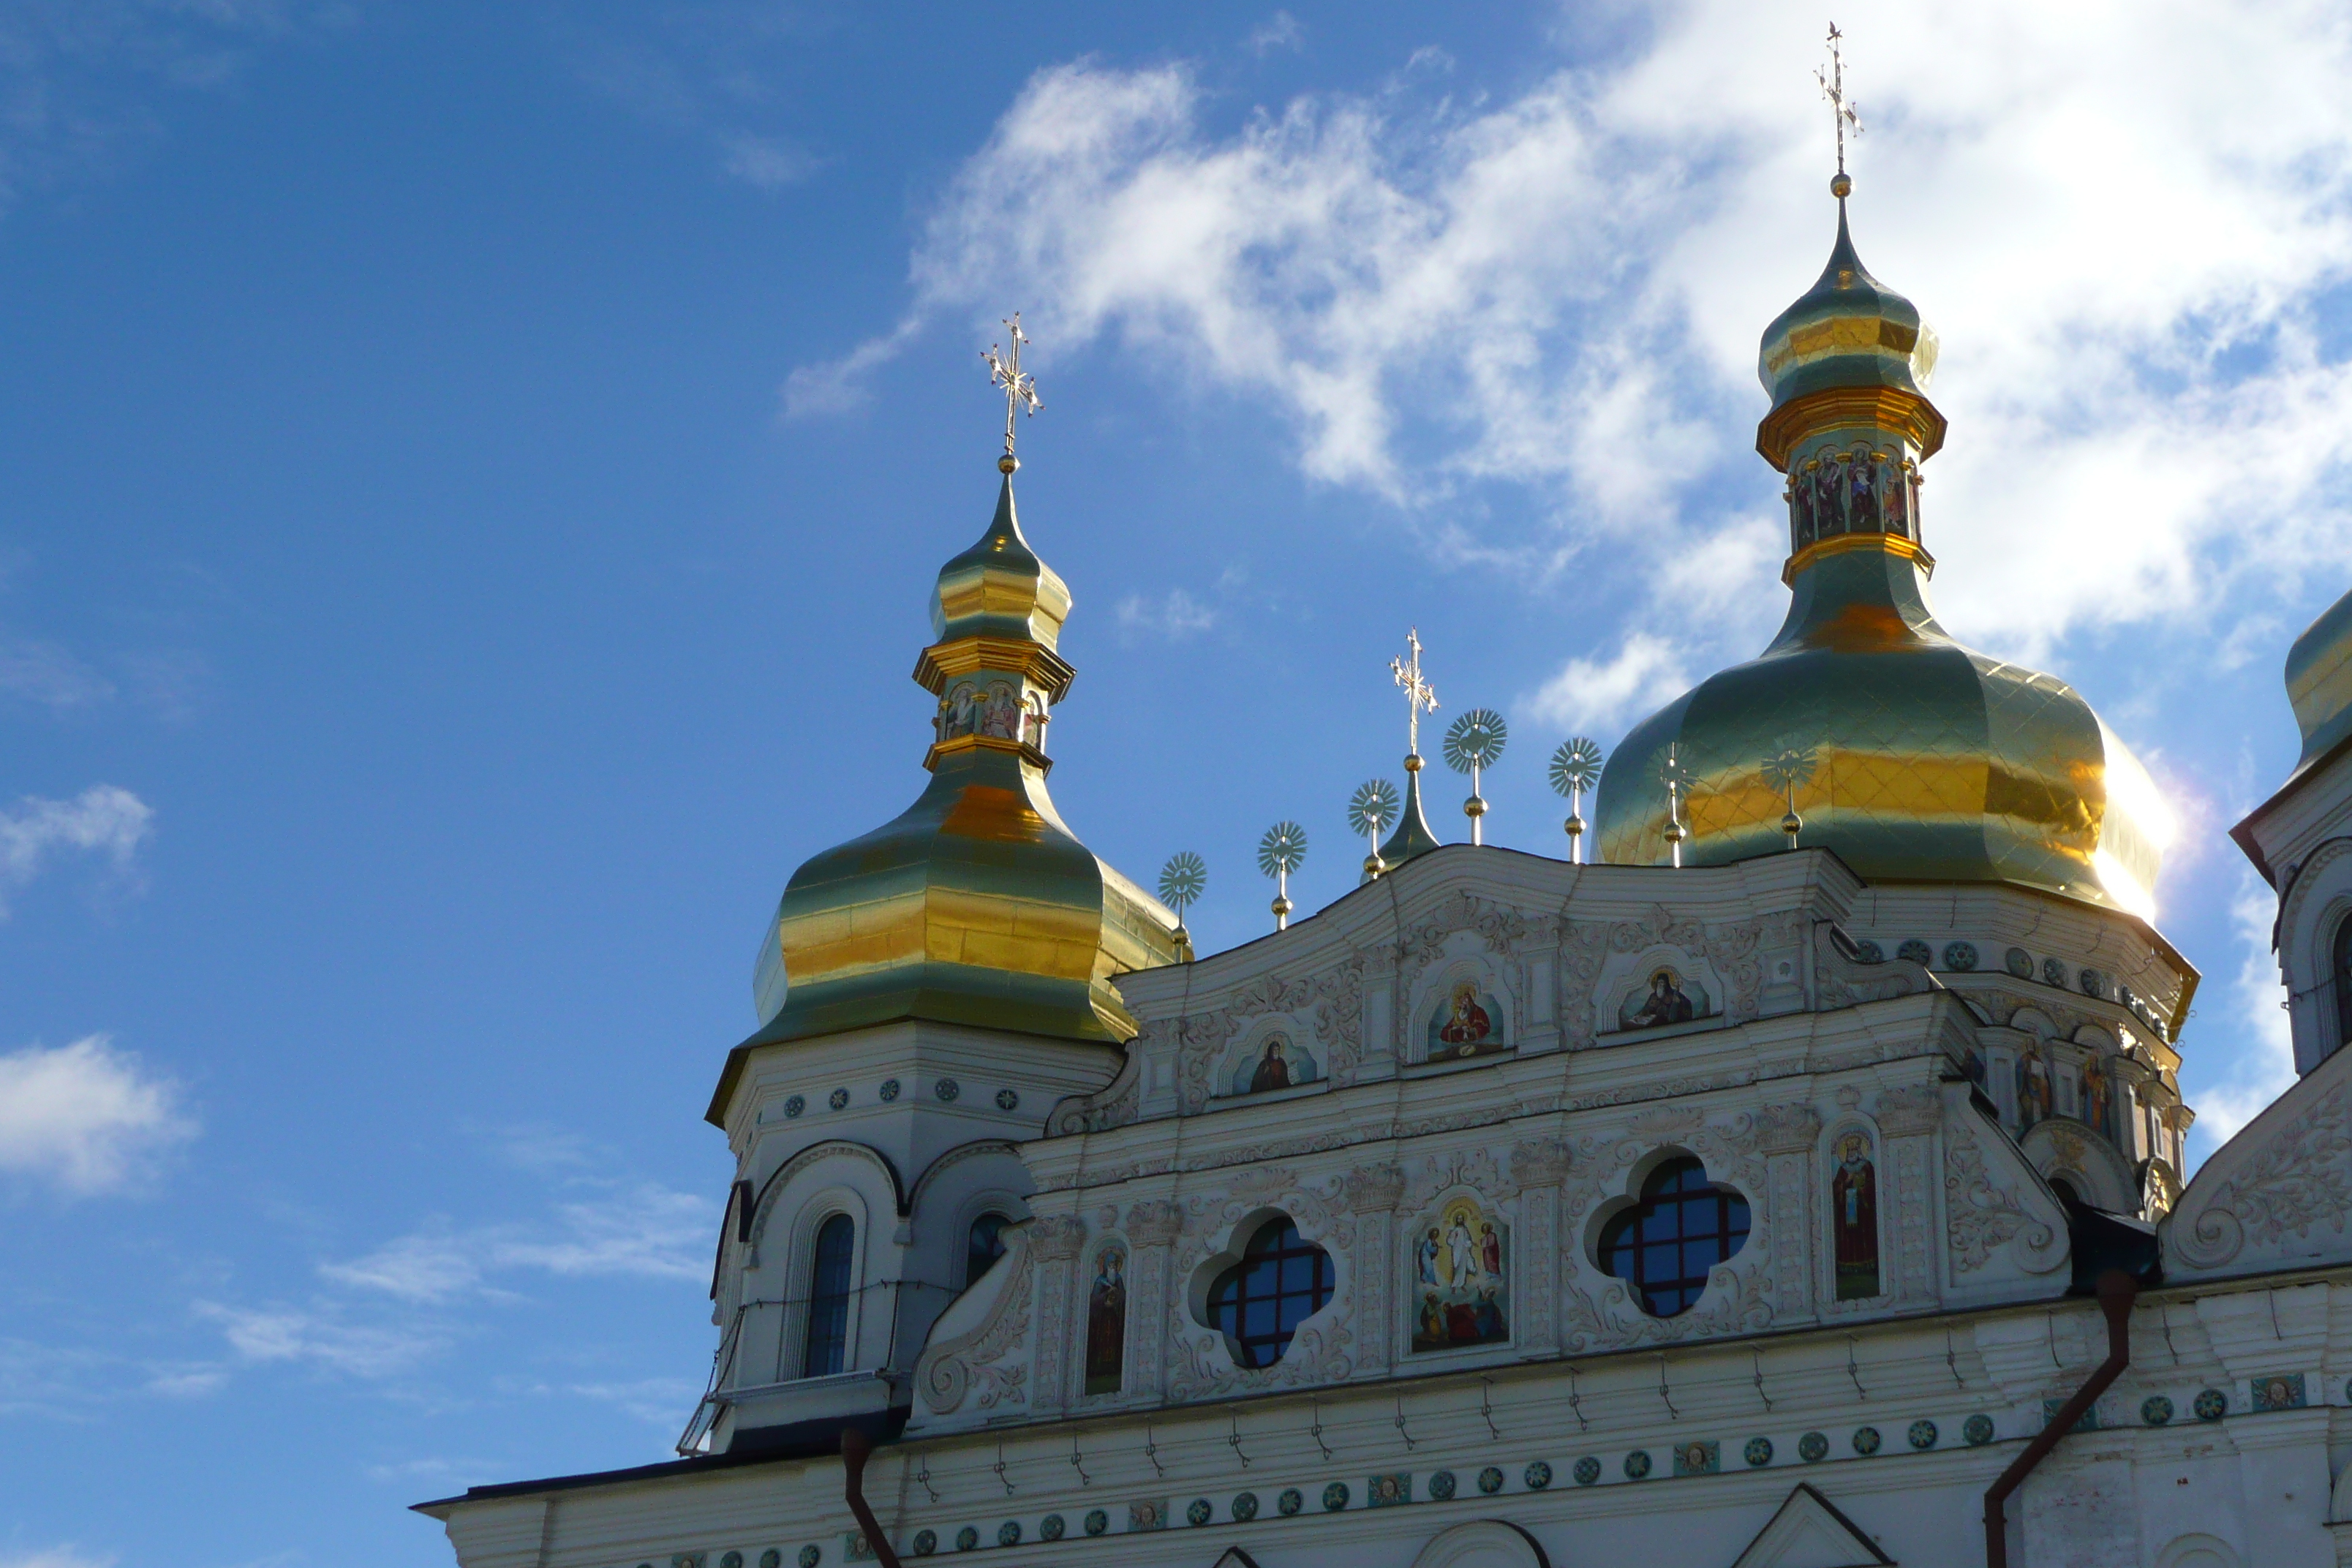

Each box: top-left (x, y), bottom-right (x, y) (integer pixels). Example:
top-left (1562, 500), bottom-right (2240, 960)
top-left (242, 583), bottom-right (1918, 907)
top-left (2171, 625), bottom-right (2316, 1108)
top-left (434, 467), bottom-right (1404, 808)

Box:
top-left (192, 1302), bottom-right (449, 1380)
top-left (1248, 11), bottom-right (1305, 56)
top-left (0, 638), bottom-right (113, 707)
top-left (1116, 587), bottom-right (1220, 640)
top-left (1521, 631), bottom-right (1690, 736)
top-left (2188, 869), bottom-right (2301, 1161)
top-left (322, 1184), bottom-right (712, 1304)
top-left (722, 132), bottom-right (818, 189)
top-left (0, 1548), bottom-right (116, 1568)
top-left (0, 1036), bottom-right (195, 1196)
top-left (796, 3), bottom-right (2352, 679)
top-left (0, 785), bottom-right (154, 914)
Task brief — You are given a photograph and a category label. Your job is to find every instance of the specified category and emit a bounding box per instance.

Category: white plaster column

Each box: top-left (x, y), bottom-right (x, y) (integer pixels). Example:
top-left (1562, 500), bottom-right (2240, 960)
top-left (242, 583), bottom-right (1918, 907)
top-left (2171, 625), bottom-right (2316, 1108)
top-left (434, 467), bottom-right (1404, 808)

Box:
top-left (1025, 1214), bottom-right (1084, 1417)
top-left (1508, 1139), bottom-right (1571, 1357)
top-left (1124, 1198), bottom-right (1186, 1402)
top-left (1336, 1163), bottom-right (1406, 1376)
top-left (1876, 1084), bottom-right (1944, 1306)
top-left (1755, 1102), bottom-right (1822, 1327)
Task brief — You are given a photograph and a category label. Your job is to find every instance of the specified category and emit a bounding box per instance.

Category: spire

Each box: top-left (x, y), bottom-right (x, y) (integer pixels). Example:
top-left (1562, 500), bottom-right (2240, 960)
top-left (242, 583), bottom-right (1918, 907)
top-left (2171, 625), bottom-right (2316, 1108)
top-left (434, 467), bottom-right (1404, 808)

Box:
top-left (1378, 628), bottom-right (1445, 867)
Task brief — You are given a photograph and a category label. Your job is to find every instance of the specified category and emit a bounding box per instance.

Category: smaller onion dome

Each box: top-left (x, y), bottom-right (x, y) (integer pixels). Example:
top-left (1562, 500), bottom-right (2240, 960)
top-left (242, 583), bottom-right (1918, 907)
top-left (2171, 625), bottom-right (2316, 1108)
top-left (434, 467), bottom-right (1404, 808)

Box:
top-left (1754, 198), bottom-right (1945, 472)
top-left (2286, 586), bottom-right (2352, 776)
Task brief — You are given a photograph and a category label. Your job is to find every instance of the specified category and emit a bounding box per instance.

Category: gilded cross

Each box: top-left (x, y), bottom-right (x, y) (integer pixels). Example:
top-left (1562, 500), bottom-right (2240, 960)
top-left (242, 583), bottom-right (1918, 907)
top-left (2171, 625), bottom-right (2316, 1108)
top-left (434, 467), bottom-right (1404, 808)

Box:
top-left (981, 313), bottom-right (1043, 461)
top-left (1390, 627), bottom-right (1439, 758)
top-left (1815, 23), bottom-right (1862, 178)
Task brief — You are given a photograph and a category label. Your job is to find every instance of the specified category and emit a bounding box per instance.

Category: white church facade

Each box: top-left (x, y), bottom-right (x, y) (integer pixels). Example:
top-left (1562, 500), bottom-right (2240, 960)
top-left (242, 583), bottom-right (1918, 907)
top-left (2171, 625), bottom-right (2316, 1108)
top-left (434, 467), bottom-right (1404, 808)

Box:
top-left (418, 173), bottom-right (2352, 1568)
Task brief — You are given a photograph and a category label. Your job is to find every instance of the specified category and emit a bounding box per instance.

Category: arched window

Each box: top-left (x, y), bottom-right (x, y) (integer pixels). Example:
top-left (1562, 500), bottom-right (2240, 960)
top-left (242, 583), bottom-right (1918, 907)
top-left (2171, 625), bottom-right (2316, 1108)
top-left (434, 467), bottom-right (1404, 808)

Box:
top-left (1598, 1157), bottom-right (1749, 1318)
top-left (965, 1212), bottom-right (1009, 1287)
top-left (1207, 1218), bottom-right (1333, 1369)
top-left (802, 1214), bottom-right (855, 1377)
top-left (2332, 913), bottom-right (2352, 1055)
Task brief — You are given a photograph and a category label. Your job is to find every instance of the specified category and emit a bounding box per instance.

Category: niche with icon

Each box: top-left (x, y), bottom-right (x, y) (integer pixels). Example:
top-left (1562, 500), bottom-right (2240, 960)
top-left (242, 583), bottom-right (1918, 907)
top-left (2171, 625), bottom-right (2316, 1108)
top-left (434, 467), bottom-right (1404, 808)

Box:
top-left (1423, 977), bottom-right (1509, 1062)
top-left (1407, 1195), bottom-right (1510, 1352)
top-left (1221, 1029), bottom-right (1322, 1097)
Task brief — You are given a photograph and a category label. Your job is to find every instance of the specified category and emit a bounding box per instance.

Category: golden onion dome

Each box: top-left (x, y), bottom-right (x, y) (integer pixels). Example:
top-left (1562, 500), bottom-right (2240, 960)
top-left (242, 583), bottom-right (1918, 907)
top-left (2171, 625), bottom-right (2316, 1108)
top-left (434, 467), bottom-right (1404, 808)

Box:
top-left (1592, 191), bottom-right (2173, 921)
top-left (709, 467), bottom-right (1183, 1120)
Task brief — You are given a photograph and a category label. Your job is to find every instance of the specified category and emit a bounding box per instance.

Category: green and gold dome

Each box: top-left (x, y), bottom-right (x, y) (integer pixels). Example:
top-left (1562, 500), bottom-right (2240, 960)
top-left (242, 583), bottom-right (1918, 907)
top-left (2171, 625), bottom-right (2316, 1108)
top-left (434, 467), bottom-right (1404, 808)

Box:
top-left (1592, 186), bottom-right (2172, 920)
top-left (715, 460), bottom-right (1183, 1112)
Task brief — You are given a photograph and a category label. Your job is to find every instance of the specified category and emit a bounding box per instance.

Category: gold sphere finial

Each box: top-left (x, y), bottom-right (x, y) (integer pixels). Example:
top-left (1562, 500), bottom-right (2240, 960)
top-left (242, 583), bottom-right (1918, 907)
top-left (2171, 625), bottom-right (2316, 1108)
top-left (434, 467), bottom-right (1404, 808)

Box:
top-left (1404, 753), bottom-right (1422, 774)
top-left (998, 453), bottom-right (1019, 475)
top-left (1830, 171), bottom-right (1851, 199)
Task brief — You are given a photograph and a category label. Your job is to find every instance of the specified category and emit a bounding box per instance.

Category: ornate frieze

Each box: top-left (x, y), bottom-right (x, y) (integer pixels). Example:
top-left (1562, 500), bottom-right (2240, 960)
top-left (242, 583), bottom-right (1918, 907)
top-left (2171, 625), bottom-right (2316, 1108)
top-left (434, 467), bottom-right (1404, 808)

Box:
top-left (1944, 1117), bottom-right (2062, 1275)
top-left (917, 1239), bottom-right (1034, 1416)
top-left (2172, 1079), bottom-right (2352, 1272)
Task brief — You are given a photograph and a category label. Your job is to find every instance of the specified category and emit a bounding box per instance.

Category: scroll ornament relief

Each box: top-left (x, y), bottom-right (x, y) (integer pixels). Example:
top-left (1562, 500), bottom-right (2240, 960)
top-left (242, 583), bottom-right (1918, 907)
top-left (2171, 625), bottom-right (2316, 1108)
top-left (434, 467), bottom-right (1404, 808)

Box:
top-left (1509, 1138), bottom-right (1572, 1189)
top-left (917, 1235), bottom-right (1036, 1414)
top-left (1174, 958), bottom-right (1369, 1115)
top-left (1403, 890), bottom-right (1531, 975)
top-left (1944, 1119), bottom-right (2062, 1275)
top-left (1814, 929), bottom-right (1933, 1010)
top-left (1049, 1033), bottom-right (1149, 1135)
top-left (1559, 906), bottom-right (1767, 1048)
top-left (1126, 1199), bottom-right (1186, 1247)
top-left (1337, 1163), bottom-right (1408, 1215)
top-left (2172, 1082), bottom-right (2352, 1270)
top-left (1403, 1147), bottom-right (1515, 1212)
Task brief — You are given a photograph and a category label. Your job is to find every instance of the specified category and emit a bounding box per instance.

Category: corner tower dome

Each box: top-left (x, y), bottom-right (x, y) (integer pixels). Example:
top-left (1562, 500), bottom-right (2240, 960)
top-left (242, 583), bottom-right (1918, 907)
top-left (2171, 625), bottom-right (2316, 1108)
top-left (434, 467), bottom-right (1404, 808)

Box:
top-left (1592, 184), bottom-right (2173, 921)
top-left (713, 459), bottom-right (1183, 1119)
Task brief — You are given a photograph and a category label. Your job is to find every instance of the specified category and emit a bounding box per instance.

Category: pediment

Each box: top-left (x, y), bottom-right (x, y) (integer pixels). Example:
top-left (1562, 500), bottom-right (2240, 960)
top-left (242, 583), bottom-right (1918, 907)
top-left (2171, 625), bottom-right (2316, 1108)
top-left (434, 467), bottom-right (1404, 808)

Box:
top-left (1730, 1483), bottom-right (1893, 1567)
top-left (1210, 1551), bottom-right (1263, 1568)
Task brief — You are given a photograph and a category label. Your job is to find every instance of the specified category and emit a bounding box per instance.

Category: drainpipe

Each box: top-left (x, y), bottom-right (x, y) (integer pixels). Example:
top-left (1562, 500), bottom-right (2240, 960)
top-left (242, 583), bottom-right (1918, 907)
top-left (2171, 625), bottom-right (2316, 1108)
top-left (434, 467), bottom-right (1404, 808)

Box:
top-left (841, 1428), bottom-right (904, 1568)
top-left (1983, 1269), bottom-right (2136, 1568)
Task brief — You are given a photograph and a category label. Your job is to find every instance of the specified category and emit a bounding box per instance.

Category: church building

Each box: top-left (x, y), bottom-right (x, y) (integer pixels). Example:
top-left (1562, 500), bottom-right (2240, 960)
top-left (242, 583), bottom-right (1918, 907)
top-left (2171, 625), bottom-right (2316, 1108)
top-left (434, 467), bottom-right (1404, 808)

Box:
top-left (416, 153), bottom-right (2352, 1568)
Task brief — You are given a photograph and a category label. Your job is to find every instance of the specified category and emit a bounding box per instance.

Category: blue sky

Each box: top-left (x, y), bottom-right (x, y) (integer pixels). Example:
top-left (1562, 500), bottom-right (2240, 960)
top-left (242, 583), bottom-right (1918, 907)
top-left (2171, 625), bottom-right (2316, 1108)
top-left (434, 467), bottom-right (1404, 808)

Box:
top-left (4, 3), bottom-right (2350, 1565)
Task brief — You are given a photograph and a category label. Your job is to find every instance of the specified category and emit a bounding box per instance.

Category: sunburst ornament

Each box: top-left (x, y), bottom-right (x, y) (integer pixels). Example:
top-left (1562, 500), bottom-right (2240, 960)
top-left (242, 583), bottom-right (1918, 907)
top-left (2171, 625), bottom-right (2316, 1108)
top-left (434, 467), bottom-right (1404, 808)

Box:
top-left (1348, 779), bottom-right (1399, 881)
top-left (1548, 736), bottom-right (1605, 864)
top-left (1441, 708), bottom-right (1508, 845)
top-left (1257, 821), bottom-right (1308, 931)
top-left (1760, 739), bottom-right (1820, 851)
top-left (1653, 744), bottom-right (1695, 868)
top-left (1157, 851), bottom-right (1206, 920)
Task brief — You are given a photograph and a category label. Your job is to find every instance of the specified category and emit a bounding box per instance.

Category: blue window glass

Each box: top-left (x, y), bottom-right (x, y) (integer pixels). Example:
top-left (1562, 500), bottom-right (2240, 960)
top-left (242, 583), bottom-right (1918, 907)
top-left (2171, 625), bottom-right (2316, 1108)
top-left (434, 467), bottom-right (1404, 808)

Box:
top-left (1598, 1157), bottom-right (1749, 1317)
top-left (1207, 1218), bottom-right (1332, 1368)
top-left (803, 1214), bottom-right (855, 1376)
top-left (2334, 916), bottom-right (2352, 1055)
top-left (966, 1213), bottom-right (1009, 1287)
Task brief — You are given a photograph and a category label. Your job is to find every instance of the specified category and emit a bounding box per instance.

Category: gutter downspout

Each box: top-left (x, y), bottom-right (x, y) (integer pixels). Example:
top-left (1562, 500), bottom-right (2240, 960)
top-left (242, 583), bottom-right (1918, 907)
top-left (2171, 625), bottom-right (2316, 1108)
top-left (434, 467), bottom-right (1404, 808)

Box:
top-left (1983, 1269), bottom-right (2136, 1568)
top-left (841, 1428), bottom-right (904, 1568)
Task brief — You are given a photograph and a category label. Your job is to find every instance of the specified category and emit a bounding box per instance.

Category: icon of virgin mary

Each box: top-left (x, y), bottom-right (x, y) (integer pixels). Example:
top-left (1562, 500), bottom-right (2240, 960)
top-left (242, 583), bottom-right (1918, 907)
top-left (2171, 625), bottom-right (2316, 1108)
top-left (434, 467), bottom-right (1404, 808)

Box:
top-left (1436, 983), bottom-right (1492, 1047)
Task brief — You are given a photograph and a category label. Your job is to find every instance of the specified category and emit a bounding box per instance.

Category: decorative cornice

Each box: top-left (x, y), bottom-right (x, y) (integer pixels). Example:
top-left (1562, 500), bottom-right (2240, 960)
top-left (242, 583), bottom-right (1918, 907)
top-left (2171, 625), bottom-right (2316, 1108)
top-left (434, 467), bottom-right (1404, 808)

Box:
top-left (1779, 529), bottom-right (1936, 587)
top-left (1755, 383), bottom-right (1947, 472)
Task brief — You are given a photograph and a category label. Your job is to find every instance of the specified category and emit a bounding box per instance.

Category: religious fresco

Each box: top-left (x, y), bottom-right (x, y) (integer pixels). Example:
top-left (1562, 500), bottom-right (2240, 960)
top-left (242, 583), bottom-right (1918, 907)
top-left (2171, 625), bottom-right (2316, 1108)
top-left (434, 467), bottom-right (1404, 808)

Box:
top-left (1226, 1032), bottom-right (1321, 1096)
top-left (941, 679), bottom-right (1044, 745)
top-left (2016, 1047), bottom-right (2053, 1129)
top-left (1617, 967), bottom-right (1713, 1030)
top-left (1410, 1197), bottom-right (1509, 1352)
top-left (1787, 443), bottom-right (1919, 551)
top-left (2081, 1052), bottom-right (2117, 1144)
top-left (1084, 1246), bottom-right (1126, 1395)
top-left (1831, 1131), bottom-right (1880, 1301)
top-left (1425, 981), bottom-right (1507, 1060)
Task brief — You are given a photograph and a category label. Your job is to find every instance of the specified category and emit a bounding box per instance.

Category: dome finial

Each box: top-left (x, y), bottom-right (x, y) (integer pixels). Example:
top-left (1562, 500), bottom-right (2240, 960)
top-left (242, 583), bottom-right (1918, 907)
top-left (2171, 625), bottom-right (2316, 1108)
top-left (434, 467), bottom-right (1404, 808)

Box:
top-left (981, 312), bottom-right (1041, 471)
top-left (1815, 23), bottom-right (1862, 196)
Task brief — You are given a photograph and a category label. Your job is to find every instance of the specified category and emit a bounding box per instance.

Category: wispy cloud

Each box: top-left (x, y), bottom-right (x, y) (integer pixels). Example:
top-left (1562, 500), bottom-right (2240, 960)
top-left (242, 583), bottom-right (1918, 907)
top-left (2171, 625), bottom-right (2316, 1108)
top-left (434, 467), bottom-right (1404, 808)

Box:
top-left (793, 4), bottom-right (2352, 684)
top-left (2188, 868), bottom-right (2301, 1161)
top-left (192, 1301), bottom-right (451, 1380)
top-left (0, 1035), bottom-right (195, 1196)
top-left (0, 638), bottom-right (113, 707)
top-left (1116, 587), bottom-right (1220, 641)
top-left (1521, 631), bottom-right (1689, 737)
top-left (0, 785), bottom-right (154, 915)
top-left (1248, 11), bottom-right (1304, 56)
top-left (0, 1547), bottom-right (117, 1568)
top-left (320, 1183), bottom-right (712, 1304)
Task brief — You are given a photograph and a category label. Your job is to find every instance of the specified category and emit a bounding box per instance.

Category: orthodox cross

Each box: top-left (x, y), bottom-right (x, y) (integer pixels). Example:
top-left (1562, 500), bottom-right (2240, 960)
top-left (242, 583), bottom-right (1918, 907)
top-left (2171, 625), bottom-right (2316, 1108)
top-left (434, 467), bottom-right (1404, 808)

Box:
top-left (1390, 628), bottom-right (1439, 758)
top-left (981, 313), bottom-right (1043, 463)
top-left (1815, 23), bottom-right (1862, 178)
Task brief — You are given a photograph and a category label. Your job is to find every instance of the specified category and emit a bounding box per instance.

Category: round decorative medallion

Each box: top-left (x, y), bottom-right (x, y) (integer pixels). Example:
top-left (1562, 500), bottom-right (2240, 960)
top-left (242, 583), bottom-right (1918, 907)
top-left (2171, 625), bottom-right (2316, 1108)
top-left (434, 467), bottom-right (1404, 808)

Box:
top-left (1231, 1493), bottom-right (1259, 1521)
top-left (954, 1528), bottom-right (977, 1553)
top-left (1476, 1466), bottom-right (1504, 1495)
top-left (2141, 1395), bottom-right (2174, 1426)
top-left (879, 1079), bottom-right (901, 1103)
top-left (995, 1088), bottom-right (1020, 1112)
top-left (1039, 1515), bottom-right (1065, 1542)
top-left (2079, 967), bottom-right (2105, 998)
top-left (1896, 939), bottom-right (1932, 966)
top-left (827, 1088), bottom-right (849, 1112)
top-left (1942, 941), bottom-right (1978, 972)
top-left (1428, 1469), bottom-right (1457, 1501)
top-left (935, 1079), bottom-right (960, 1102)
top-left (761, 1552), bottom-right (783, 1568)
top-left (1525, 1460), bottom-right (1554, 1490)
top-left (799, 1546), bottom-right (821, 1568)
top-left (1571, 1457), bottom-right (1599, 1487)
top-left (2194, 1387), bottom-right (2228, 1421)
top-left (1083, 1510), bottom-right (1109, 1537)
top-left (2041, 957), bottom-right (2068, 987)
top-left (2119, 984), bottom-right (2137, 1011)
top-left (1322, 1482), bottom-right (1349, 1512)
top-left (2005, 947), bottom-right (2034, 979)
top-left (721, 1553), bottom-right (742, 1568)
top-left (1743, 1437), bottom-right (1773, 1467)
top-left (911, 1534), bottom-right (936, 1558)
top-left (1963, 1414), bottom-right (1995, 1446)
top-left (1623, 1450), bottom-right (1652, 1480)
top-left (1798, 1431), bottom-right (1829, 1462)
top-left (783, 1095), bottom-right (805, 1119)
top-left (997, 1523), bottom-right (1021, 1548)
top-left (1907, 1420), bottom-right (1938, 1450)
top-left (1854, 939), bottom-right (1884, 962)
top-left (1275, 1489), bottom-right (1303, 1517)
top-left (1852, 1426), bottom-right (1881, 1455)
top-left (1185, 1500), bottom-right (1210, 1528)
